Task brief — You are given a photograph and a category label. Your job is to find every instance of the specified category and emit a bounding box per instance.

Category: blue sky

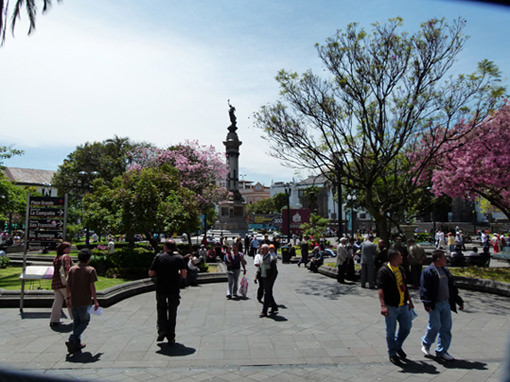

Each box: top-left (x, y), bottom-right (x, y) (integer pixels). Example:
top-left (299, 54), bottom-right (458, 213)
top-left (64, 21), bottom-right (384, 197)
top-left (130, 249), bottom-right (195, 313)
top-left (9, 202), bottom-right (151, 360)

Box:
top-left (1, 0), bottom-right (509, 185)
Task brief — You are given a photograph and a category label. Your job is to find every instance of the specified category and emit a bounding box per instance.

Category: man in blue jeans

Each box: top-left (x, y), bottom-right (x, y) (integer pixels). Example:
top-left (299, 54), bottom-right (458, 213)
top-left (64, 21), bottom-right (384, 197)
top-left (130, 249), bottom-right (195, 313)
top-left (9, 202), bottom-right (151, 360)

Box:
top-left (420, 250), bottom-right (464, 361)
top-left (377, 248), bottom-right (414, 365)
top-left (65, 248), bottom-right (99, 354)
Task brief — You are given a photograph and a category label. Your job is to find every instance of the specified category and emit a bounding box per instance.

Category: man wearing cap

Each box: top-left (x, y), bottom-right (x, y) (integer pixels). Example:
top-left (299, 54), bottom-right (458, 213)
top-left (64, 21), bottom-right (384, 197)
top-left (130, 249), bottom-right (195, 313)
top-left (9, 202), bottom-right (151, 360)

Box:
top-left (360, 235), bottom-right (377, 288)
top-left (336, 237), bottom-right (349, 283)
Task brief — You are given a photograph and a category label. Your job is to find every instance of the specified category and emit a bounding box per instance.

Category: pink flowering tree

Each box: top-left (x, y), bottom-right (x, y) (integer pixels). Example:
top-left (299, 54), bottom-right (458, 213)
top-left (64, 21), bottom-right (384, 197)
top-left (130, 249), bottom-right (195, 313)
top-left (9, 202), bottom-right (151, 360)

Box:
top-left (129, 140), bottom-right (229, 241)
top-left (415, 104), bottom-right (510, 220)
top-left (130, 140), bottom-right (229, 208)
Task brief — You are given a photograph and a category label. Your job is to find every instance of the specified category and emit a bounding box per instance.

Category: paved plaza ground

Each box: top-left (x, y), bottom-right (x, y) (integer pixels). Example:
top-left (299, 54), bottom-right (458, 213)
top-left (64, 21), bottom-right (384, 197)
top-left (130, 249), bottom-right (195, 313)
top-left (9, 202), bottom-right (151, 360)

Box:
top-left (1, 259), bottom-right (510, 382)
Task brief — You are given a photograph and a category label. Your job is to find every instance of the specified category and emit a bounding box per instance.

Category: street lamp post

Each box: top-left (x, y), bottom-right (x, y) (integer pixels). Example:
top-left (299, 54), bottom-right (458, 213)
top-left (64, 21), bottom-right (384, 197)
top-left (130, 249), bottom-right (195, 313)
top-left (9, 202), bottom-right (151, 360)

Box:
top-left (347, 194), bottom-right (356, 237)
top-left (335, 158), bottom-right (343, 240)
top-left (472, 199), bottom-right (477, 237)
top-left (284, 184), bottom-right (291, 244)
top-left (78, 171), bottom-right (99, 247)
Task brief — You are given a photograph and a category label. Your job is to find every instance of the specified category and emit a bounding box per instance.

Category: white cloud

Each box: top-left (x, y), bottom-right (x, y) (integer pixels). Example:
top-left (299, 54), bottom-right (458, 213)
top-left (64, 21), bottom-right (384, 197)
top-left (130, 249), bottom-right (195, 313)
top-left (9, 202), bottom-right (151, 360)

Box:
top-left (1, 0), bottom-right (509, 186)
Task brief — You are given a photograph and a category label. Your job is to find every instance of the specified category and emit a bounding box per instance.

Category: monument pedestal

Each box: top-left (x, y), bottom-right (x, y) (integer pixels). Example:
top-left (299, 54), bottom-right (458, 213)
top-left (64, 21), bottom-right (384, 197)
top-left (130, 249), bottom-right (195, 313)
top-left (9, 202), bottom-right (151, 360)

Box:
top-left (215, 200), bottom-right (248, 233)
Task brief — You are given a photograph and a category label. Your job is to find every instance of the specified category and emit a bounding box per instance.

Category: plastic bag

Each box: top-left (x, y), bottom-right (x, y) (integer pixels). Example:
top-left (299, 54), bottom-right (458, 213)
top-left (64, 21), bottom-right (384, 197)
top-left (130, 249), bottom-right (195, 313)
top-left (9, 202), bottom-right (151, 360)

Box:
top-left (239, 276), bottom-right (249, 297)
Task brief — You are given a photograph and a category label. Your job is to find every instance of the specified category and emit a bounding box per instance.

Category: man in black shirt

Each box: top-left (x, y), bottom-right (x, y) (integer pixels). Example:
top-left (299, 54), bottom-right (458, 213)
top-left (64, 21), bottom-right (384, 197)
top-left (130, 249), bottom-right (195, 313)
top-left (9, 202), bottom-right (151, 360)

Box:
top-left (149, 239), bottom-right (187, 343)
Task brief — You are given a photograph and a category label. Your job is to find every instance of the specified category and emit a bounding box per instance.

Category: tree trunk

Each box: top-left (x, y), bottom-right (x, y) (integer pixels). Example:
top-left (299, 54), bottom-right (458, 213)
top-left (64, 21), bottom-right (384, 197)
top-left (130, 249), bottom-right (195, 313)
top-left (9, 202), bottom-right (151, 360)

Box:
top-left (363, 191), bottom-right (391, 243)
top-left (127, 232), bottom-right (135, 249)
top-left (145, 233), bottom-right (160, 253)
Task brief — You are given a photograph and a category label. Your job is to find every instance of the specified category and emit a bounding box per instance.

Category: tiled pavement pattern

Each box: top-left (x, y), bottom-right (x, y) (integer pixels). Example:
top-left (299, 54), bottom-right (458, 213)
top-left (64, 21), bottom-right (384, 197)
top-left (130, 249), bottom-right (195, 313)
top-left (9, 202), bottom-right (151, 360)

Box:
top-left (1, 260), bottom-right (509, 382)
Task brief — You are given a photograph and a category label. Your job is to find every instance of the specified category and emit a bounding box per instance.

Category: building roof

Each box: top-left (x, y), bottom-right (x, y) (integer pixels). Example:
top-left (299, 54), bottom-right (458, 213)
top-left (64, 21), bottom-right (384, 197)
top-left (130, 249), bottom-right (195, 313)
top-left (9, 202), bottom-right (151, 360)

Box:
top-left (4, 167), bottom-right (56, 186)
top-left (297, 174), bottom-right (330, 187)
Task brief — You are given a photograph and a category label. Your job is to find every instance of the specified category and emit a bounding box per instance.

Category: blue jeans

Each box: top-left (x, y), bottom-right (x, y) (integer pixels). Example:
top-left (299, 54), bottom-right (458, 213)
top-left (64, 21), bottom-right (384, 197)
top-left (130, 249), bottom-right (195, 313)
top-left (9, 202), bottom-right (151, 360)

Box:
top-left (69, 305), bottom-right (90, 345)
top-left (422, 300), bottom-right (452, 354)
top-left (227, 269), bottom-right (241, 296)
top-left (385, 304), bottom-right (412, 356)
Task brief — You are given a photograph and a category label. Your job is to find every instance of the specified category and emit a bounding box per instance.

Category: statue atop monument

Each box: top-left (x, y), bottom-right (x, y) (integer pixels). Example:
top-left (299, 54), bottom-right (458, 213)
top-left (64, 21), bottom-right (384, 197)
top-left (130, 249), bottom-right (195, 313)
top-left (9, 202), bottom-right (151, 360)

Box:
top-left (228, 99), bottom-right (237, 133)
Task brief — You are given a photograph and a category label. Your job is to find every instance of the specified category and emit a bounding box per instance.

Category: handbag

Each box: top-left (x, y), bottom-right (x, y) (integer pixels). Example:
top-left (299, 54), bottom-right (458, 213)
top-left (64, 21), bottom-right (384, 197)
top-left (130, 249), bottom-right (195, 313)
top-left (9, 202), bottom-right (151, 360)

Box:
top-left (59, 256), bottom-right (68, 286)
top-left (239, 276), bottom-right (249, 297)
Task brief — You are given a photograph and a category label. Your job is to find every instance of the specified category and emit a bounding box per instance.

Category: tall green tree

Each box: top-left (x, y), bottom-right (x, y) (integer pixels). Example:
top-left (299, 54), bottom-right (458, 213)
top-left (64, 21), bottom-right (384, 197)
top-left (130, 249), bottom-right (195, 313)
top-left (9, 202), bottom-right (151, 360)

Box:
top-left (300, 213), bottom-right (330, 240)
top-left (0, 145), bottom-right (23, 163)
top-left (0, 173), bottom-right (28, 228)
top-left (52, 136), bottom-right (134, 204)
top-left (254, 17), bottom-right (506, 242)
top-left (247, 198), bottom-right (274, 214)
top-left (272, 192), bottom-right (288, 211)
top-left (301, 186), bottom-right (320, 211)
top-left (83, 165), bottom-right (200, 251)
top-left (0, 145), bottom-right (26, 230)
top-left (247, 192), bottom-right (290, 214)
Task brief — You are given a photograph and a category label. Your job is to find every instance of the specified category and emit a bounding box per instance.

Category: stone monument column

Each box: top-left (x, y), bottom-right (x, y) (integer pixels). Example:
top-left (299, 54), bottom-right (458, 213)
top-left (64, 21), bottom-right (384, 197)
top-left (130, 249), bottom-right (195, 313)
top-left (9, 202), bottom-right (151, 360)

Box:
top-left (214, 101), bottom-right (248, 233)
top-left (224, 101), bottom-right (243, 202)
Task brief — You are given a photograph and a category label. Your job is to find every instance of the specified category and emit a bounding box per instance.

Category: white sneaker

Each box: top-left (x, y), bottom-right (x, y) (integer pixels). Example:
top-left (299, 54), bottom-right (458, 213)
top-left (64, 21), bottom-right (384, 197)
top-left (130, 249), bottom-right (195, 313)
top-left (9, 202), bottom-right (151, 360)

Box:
top-left (437, 351), bottom-right (455, 361)
top-left (421, 344), bottom-right (432, 357)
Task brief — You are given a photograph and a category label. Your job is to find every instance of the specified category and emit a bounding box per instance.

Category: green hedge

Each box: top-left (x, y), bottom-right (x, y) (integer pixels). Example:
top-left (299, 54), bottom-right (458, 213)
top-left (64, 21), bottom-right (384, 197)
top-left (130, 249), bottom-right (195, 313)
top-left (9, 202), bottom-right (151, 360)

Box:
top-left (414, 232), bottom-right (433, 243)
top-left (89, 247), bottom-right (156, 278)
top-left (0, 256), bottom-right (9, 269)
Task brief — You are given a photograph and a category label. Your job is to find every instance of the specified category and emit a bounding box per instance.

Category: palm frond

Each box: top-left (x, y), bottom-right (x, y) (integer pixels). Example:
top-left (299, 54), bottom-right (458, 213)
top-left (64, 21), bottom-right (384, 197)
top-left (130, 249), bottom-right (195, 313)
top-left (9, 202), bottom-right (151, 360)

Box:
top-left (1, 0), bottom-right (61, 45)
top-left (0, 0), bottom-right (9, 45)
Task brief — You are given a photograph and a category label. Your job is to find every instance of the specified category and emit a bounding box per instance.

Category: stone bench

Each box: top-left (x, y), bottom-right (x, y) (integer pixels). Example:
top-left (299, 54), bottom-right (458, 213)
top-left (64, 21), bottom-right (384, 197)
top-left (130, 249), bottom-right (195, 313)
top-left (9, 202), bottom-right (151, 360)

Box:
top-left (492, 247), bottom-right (510, 261)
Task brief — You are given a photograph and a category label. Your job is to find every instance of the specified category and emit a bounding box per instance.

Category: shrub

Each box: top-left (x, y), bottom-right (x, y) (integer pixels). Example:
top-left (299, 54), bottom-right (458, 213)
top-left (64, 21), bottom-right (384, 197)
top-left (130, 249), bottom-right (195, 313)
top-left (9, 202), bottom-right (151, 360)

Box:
top-left (0, 256), bottom-right (10, 269)
top-left (197, 262), bottom-right (209, 273)
top-left (89, 247), bottom-right (156, 278)
top-left (89, 254), bottom-right (115, 276)
top-left (176, 243), bottom-right (200, 254)
top-left (414, 232), bottom-right (432, 243)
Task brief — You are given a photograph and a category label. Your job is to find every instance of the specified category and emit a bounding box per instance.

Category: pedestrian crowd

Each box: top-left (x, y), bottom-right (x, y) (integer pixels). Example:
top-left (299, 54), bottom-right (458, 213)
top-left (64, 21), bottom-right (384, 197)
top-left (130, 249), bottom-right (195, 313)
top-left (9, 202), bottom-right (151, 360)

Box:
top-left (294, 232), bottom-right (466, 366)
top-left (48, 229), bottom-right (507, 367)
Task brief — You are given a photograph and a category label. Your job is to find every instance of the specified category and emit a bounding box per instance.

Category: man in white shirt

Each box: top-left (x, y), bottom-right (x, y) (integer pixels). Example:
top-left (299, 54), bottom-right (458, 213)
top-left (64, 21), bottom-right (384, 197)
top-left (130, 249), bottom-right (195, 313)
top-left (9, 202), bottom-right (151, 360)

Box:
top-left (336, 237), bottom-right (349, 283)
top-left (253, 249), bottom-right (263, 303)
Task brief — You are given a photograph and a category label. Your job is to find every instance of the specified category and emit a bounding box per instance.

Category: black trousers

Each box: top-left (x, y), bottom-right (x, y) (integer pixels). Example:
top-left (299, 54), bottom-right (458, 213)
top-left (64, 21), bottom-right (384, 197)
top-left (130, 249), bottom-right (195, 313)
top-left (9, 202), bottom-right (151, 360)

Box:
top-left (410, 264), bottom-right (422, 287)
top-left (336, 262), bottom-right (345, 283)
top-left (297, 253), bottom-right (309, 266)
top-left (156, 292), bottom-right (180, 340)
top-left (261, 276), bottom-right (278, 314)
top-left (256, 274), bottom-right (264, 301)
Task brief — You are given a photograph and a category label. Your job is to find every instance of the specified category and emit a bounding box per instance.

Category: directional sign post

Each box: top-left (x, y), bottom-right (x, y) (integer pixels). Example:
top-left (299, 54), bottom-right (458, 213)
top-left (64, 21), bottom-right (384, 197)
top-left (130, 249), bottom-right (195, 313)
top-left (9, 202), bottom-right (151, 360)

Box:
top-left (21, 194), bottom-right (68, 313)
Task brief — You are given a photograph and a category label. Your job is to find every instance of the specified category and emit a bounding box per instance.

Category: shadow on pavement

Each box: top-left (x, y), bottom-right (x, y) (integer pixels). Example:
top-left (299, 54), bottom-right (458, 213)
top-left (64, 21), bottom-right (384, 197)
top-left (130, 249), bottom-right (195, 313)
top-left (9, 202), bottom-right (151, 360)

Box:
top-left (156, 342), bottom-right (196, 357)
top-left (461, 290), bottom-right (510, 315)
top-left (230, 296), bottom-right (250, 302)
top-left (50, 323), bottom-right (73, 333)
top-left (268, 315), bottom-right (288, 322)
top-left (437, 358), bottom-right (488, 370)
top-left (295, 278), bottom-right (364, 300)
top-left (20, 312), bottom-right (51, 319)
top-left (397, 359), bottom-right (439, 374)
top-left (65, 352), bottom-right (103, 363)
